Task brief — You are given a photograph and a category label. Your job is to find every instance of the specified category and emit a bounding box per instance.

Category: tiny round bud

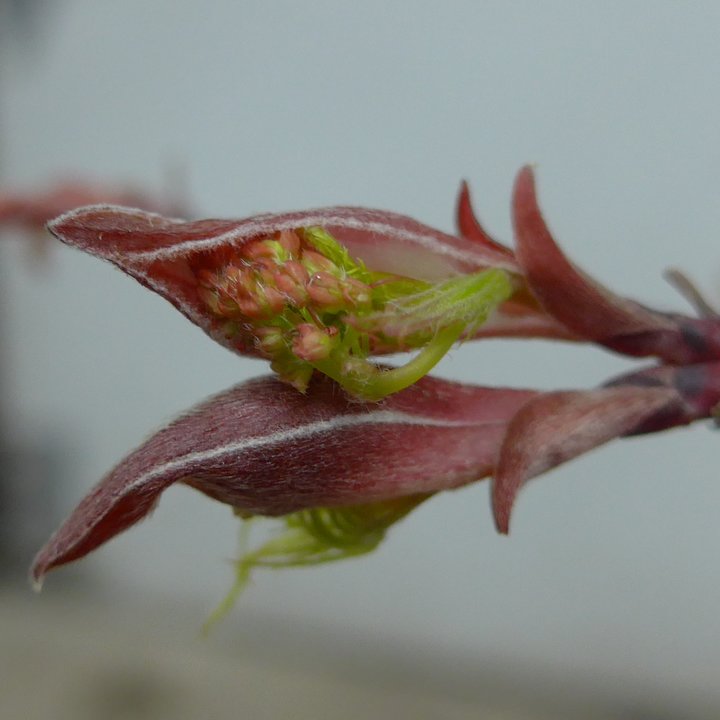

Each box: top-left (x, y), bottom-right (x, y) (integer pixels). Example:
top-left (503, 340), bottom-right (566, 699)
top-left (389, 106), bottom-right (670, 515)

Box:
top-left (307, 272), bottom-right (345, 312)
top-left (292, 323), bottom-right (336, 362)
top-left (342, 277), bottom-right (372, 309)
top-left (197, 286), bottom-right (223, 315)
top-left (260, 285), bottom-right (287, 314)
top-left (255, 326), bottom-right (287, 356)
top-left (243, 238), bottom-right (279, 261)
top-left (276, 270), bottom-right (309, 305)
top-left (276, 229), bottom-right (301, 257)
top-left (301, 249), bottom-right (338, 275)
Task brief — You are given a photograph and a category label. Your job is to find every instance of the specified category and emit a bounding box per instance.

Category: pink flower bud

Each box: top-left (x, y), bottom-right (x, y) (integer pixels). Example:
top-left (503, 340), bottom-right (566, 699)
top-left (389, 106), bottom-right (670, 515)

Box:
top-left (300, 248), bottom-right (340, 275)
top-left (274, 261), bottom-right (310, 305)
top-left (292, 323), bottom-right (337, 362)
top-left (254, 327), bottom-right (286, 357)
top-left (306, 271), bottom-right (345, 311)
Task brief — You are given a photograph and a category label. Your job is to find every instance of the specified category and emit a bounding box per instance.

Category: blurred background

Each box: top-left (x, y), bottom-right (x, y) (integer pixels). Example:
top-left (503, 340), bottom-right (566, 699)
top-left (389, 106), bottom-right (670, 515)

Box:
top-left (2, 1), bottom-right (720, 717)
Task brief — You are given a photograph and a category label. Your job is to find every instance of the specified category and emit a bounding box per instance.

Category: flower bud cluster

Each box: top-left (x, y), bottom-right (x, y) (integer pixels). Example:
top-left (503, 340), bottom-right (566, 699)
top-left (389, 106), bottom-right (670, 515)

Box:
top-left (194, 227), bottom-right (374, 389)
top-left (192, 225), bottom-right (511, 396)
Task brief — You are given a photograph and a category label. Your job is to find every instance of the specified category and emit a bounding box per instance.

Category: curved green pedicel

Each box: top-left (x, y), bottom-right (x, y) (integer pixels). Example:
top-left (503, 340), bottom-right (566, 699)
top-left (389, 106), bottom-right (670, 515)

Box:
top-left (311, 267), bottom-right (513, 401)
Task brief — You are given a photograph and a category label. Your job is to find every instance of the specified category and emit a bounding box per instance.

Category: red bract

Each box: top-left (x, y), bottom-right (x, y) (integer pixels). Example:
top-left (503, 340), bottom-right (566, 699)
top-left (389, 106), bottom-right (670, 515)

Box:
top-left (492, 361), bottom-right (720, 532)
top-left (46, 201), bottom-right (569, 361)
top-left (456, 180), bottom-right (514, 259)
top-left (33, 359), bottom-right (720, 585)
top-left (511, 166), bottom-right (720, 364)
top-left (31, 373), bottom-right (538, 585)
top-left (455, 179), bottom-right (575, 342)
top-left (41, 168), bottom-right (720, 368)
top-left (491, 385), bottom-right (679, 534)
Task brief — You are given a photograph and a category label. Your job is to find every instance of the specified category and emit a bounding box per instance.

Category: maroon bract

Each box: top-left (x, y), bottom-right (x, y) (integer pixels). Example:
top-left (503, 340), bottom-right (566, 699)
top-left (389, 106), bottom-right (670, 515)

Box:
top-left (491, 361), bottom-right (720, 532)
top-left (456, 180), bottom-right (514, 259)
top-left (511, 167), bottom-right (720, 364)
top-left (491, 385), bottom-right (679, 534)
top-left (31, 373), bottom-right (538, 585)
top-left (46, 201), bottom-right (571, 361)
top-left (455, 179), bottom-right (575, 342)
top-left (33, 359), bottom-right (720, 585)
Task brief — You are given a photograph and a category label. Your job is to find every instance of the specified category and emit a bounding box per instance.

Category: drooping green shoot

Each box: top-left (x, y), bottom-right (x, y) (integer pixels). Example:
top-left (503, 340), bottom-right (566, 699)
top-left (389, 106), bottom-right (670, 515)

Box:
top-left (205, 494), bottom-right (431, 630)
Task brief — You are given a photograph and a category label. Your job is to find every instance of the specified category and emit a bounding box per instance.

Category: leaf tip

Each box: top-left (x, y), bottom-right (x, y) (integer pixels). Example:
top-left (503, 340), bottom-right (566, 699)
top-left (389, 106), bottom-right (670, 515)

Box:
top-left (29, 549), bottom-right (52, 591)
top-left (512, 165), bottom-right (538, 217)
top-left (29, 571), bottom-right (45, 593)
top-left (491, 472), bottom-right (516, 535)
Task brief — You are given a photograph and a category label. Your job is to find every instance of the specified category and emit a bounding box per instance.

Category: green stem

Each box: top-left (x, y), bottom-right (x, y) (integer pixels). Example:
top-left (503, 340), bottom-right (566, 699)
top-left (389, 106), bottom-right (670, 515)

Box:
top-left (312, 321), bottom-right (465, 401)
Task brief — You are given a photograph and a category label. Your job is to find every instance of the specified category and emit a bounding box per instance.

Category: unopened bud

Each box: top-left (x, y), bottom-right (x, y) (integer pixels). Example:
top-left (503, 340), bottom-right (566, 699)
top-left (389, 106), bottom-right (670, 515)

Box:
top-left (257, 284), bottom-right (287, 315)
top-left (276, 229), bottom-right (301, 257)
top-left (292, 323), bottom-right (337, 362)
top-left (301, 249), bottom-right (339, 275)
top-left (197, 285), bottom-right (223, 316)
top-left (307, 271), bottom-right (345, 312)
top-left (342, 277), bottom-right (372, 309)
top-left (270, 356), bottom-right (314, 392)
top-left (243, 231), bottom-right (301, 265)
top-left (275, 262), bottom-right (310, 305)
top-left (255, 326), bottom-right (286, 357)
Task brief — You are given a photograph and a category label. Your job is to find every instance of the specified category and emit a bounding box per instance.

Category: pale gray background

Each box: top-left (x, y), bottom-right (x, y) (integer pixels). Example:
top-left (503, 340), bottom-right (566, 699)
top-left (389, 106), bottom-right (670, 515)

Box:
top-left (2, 0), bottom-right (720, 707)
